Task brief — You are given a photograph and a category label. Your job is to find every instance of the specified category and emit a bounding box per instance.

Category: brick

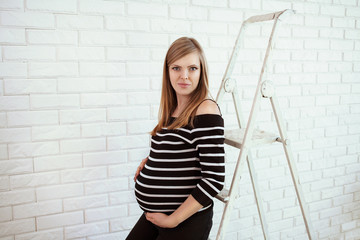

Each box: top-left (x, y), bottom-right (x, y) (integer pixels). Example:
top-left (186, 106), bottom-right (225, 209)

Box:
top-left (346, 7), bottom-right (360, 17)
top-left (192, 21), bottom-right (227, 35)
top-left (127, 2), bottom-right (167, 17)
top-left (106, 47), bottom-right (150, 61)
top-left (209, 8), bottom-right (243, 22)
top-left (0, 158), bottom-right (33, 175)
top-left (0, 218), bottom-right (35, 236)
top-left (86, 205), bottom-right (127, 222)
top-left (27, 30), bottom-right (77, 44)
top-left (60, 138), bottom-right (106, 154)
top-left (321, 5), bottom-right (345, 16)
top-left (9, 141), bottom-right (59, 158)
top-left (65, 221), bottom-right (109, 239)
top-left (0, 176), bottom-right (9, 191)
top-left (262, 0), bottom-right (291, 11)
top-left (127, 33), bottom-right (168, 47)
top-left (29, 62), bottom-right (78, 77)
top-left (80, 62), bottom-right (125, 77)
top-left (316, 95), bottom-right (339, 106)
top-left (57, 46), bottom-right (104, 61)
top-left (60, 109), bottom-right (106, 124)
top-left (83, 151), bottom-right (127, 167)
top-left (4, 79), bottom-right (57, 95)
top-left (0, 96), bottom-right (29, 111)
top-left (34, 154), bottom-right (82, 172)
top-left (4, 46), bottom-right (55, 60)
top-left (328, 84), bottom-right (351, 94)
top-left (81, 93), bottom-right (126, 107)
top-left (80, 31), bottom-right (125, 46)
top-left (85, 178), bottom-right (128, 195)
top-left (192, 0), bottom-right (227, 7)
top-left (0, 63), bottom-right (27, 77)
top-left (310, 178), bottom-right (334, 191)
top-left (345, 29), bottom-right (360, 39)
top-left (274, 62), bottom-right (302, 73)
top-left (292, 2), bottom-right (319, 14)
top-left (57, 14), bottom-right (103, 29)
top-left (36, 183), bottom-right (83, 201)
top-left (7, 110), bottom-right (58, 127)
top-left (330, 39), bottom-right (354, 50)
top-left (0, 189), bottom-right (35, 207)
top-left (11, 172), bottom-right (59, 189)
top-left (0, 207), bottom-right (11, 222)
top-left (0, 11), bottom-right (54, 28)
top-left (109, 162), bottom-right (137, 178)
top-left (127, 92), bottom-right (160, 105)
top-left (79, 0), bottom-right (124, 14)
top-left (289, 96), bottom-right (315, 107)
top-left (26, 0), bottom-right (77, 13)
top-left (0, 128), bottom-right (31, 144)
top-left (110, 215), bottom-right (138, 231)
top-left (342, 220), bottom-right (357, 232)
top-left (305, 15), bottom-right (331, 27)
top-left (108, 135), bottom-right (149, 151)
top-left (151, 19), bottom-right (190, 33)
top-left (170, 5), bottom-right (208, 20)
top-left (333, 17), bottom-right (356, 28)
top-left (0, 0), bottom-right (23, 9)
top-left (127, 120), bottom-right (157, 134)
top-left (0, 113), bottom-right (6, 127)
top-left (15, 228), bottom-right (63, 240)
top-left (61, 166), bottom-right (106, 183)
top-left (32, 124), bottom-right (80, 141)
top-left (64, 194), bottom-right (108, 212)
top-left (31, 94), bottom-right (79, 109)
top-left (13, 199), bottom-right (62, 219)
top-left (82, 122), bottom-right (126, 138)
top-left (0, 28), bottom-right (25, 44)
top-left (109, 191), bottom-right (135, 205)
top-left (319, 206), bottom-right (342, 219)
top-left (37, 211), bottom-right (83, 230)
top-left (292, 50), bottom-right (317, 61)
top-left (106, 16), bottom-right (149, 31)
top-left (58, 77), bottom-right (106, 93)
top-left (108, 106), bottom-right (150, 121)
top-left (0, 144), bottom-right (7, 160)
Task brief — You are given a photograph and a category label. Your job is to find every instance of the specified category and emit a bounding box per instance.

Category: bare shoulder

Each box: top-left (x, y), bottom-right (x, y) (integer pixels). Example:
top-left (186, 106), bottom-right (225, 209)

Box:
top-left (196, 99), bottom-right (221, 116)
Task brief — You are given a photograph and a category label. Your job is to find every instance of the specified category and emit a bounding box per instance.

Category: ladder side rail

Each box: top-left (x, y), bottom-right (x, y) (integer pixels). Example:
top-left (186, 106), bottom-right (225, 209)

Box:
top-left (216, 147), bottom-right (250, 240)
top-left (270, 94), bottom-right (316, 240)
top-left (246, 154), bottom-right (269, 239)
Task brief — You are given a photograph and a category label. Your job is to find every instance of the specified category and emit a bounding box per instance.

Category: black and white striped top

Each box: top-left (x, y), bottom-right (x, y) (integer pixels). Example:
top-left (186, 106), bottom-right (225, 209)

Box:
top-left (135, 114), bottom-right (225, 213)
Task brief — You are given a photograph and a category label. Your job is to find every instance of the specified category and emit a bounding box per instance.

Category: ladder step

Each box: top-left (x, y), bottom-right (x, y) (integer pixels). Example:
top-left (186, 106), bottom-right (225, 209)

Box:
top-left (215, 188), bottom-right (230, 203)
top-left (225, 128), bottom-right (279, 149)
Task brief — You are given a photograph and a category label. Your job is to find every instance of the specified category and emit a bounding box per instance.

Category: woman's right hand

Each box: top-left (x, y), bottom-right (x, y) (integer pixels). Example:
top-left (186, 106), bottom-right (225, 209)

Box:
top-left (134, 157), bottom-right (148, 182)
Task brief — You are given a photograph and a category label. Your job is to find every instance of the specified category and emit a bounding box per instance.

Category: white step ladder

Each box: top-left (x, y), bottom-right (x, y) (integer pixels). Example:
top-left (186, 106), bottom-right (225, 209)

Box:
top-left (214, 9), bottom-right (315, 240)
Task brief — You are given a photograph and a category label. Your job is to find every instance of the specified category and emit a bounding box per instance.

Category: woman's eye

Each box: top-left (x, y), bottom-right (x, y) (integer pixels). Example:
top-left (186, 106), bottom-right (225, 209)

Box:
top-left (190, 67), bottom-right (198, 71)
top-left (172, 67), bottom-right (180, 71)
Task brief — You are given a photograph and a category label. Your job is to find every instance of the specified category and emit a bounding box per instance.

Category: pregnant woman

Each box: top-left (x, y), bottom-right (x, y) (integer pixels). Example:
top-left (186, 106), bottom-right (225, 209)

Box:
top-left (126, 37), bottom-right (225, 240)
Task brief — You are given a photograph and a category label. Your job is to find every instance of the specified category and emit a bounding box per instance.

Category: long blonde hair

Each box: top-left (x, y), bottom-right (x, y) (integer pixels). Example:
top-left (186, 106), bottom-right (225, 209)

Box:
top-left (151, 37), bottom-right (209, 135)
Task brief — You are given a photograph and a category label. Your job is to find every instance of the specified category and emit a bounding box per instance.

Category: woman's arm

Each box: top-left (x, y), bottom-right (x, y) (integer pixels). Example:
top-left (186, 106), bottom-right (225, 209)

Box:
top-left (145, 194), bottom-right (202, 228)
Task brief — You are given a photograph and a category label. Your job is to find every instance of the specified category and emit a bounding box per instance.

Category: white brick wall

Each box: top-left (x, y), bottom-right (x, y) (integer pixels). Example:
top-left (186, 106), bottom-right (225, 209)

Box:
top-left (0, 0), bottom-right (359, 239)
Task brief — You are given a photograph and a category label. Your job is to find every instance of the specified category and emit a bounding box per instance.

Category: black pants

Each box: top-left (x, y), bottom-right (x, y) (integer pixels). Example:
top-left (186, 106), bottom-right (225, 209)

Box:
top-left (126, 205), bottom-right (213, 240)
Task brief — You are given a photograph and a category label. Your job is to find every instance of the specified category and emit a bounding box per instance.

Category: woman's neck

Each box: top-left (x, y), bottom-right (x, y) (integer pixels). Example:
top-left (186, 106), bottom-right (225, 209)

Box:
top-left (172, 96), bottom-right (190, 117)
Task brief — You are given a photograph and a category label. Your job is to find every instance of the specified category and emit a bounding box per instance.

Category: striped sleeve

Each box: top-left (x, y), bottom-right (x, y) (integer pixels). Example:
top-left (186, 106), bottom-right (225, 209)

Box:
top-left (190, 114), bottom-right (225, 206)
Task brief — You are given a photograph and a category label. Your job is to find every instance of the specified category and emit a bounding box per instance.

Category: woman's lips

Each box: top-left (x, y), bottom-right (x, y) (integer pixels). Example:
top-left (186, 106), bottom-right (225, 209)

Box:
top-left (178, 83), bottom-right (190, 88)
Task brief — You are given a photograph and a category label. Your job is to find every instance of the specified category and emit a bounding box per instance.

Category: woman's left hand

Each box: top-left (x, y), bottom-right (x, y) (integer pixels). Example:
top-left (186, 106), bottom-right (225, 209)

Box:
top-left (145, 212), bottom-right (179, 228)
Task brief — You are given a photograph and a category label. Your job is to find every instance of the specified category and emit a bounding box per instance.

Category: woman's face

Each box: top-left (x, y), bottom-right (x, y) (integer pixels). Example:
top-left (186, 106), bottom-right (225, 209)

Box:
top-left (169, 52), bottom-right (201, 100)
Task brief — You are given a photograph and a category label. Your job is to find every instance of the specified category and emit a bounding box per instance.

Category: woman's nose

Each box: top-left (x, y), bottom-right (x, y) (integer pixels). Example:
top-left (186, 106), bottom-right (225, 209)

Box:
top-left (181, 69), bottom-right (188, 79)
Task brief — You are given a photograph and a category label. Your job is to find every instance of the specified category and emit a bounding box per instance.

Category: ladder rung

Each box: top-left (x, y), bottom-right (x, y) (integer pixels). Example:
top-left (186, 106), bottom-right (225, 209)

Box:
top-left (225, 128), bottom-right (279, 149)
top-left (215, 188), bottom-right (230, 203)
